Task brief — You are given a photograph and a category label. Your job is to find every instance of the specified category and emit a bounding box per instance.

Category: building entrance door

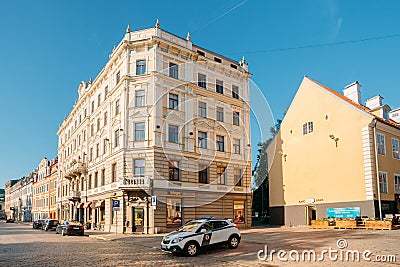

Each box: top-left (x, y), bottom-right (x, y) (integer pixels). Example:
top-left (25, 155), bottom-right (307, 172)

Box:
top-left (131, 207), bottom-right (144, 233)
top-left (306, 206), bottom-right (317, 225)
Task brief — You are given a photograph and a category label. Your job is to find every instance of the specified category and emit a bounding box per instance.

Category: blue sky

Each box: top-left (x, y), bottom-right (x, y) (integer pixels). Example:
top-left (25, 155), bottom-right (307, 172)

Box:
top-left (1, 0), bottom-right (400, 187)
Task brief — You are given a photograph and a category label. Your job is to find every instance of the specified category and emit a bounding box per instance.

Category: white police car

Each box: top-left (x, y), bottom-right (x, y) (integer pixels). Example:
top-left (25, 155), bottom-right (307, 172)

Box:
top-left (160, 217), bottom-right (241, 256)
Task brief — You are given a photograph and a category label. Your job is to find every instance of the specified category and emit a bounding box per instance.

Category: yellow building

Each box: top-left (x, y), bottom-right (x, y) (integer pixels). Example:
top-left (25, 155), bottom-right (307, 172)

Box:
top-left (268, 76), bottom-right (400, 226)
top-left (32, 158), bottom-right (58, 220)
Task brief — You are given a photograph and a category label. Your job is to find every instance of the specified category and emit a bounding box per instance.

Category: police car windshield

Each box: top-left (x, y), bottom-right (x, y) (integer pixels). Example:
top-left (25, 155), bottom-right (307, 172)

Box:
top-left (177, 221), bottom-right (203, 232)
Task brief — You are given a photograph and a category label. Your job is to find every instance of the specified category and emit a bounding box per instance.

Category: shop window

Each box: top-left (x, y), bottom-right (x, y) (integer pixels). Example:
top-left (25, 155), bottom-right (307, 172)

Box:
top-left (166, 198), bottom-right (182, 225)
top-left (234, 201), bottom-right (245, 223)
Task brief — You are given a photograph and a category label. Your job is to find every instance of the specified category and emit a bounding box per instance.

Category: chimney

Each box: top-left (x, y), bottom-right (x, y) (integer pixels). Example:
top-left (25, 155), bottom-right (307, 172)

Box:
top-left (366, 95), bottom-right (384, 110)
top-left (343, 81), bottom-right (362, 105)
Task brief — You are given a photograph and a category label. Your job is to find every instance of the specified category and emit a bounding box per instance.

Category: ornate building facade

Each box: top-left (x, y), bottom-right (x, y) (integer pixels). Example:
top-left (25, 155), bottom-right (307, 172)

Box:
top-left (57, 21), bottom-right (252, 233)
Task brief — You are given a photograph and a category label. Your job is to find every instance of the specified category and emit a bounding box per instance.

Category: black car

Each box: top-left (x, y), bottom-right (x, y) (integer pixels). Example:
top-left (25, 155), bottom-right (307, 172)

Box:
top-left (43, 219), bottom-right (60, 231)
top-left (33, 219), bottom-right (45, 229)
top-left (56, 221), bottom-right (84, 236)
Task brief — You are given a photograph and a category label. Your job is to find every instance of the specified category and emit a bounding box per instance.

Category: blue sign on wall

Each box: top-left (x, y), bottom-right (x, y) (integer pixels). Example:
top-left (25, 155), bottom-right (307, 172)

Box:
top-left (326, 207), bottom-right (360, 218)
top-left (112, 200), bottom-right (120, 208)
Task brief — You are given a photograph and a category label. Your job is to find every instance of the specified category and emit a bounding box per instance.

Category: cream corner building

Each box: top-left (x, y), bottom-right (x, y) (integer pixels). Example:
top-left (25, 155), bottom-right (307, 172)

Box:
top-left (57, 21), bottom-right (252, 233)
top-left (268, 76), bottom-right (400, 226)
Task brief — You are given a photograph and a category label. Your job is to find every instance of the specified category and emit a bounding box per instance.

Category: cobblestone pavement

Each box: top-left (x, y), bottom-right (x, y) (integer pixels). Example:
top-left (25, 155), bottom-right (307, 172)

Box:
top-left (1, 222), bottom-right (399, 266)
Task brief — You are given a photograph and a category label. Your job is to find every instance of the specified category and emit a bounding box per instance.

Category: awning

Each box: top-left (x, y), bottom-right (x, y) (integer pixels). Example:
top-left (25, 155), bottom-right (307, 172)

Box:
top-left (78, 203), bottom-right (84, 209)
top-left (83, 202), bottom-right (92, 209)
top-left (95, 200), bottom-right (105, 208)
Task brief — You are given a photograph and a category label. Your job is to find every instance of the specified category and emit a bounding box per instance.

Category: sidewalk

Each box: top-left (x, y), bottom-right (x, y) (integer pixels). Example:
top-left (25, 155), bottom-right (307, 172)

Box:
top-left (86, 229), bottom-right (164, 241)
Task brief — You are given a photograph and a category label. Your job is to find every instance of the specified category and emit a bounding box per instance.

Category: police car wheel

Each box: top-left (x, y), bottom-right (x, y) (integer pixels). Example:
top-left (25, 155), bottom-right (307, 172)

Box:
top-left (185, 242), bottom-right (199, 256)
top-left (228, 235), bottom-right (239, 249)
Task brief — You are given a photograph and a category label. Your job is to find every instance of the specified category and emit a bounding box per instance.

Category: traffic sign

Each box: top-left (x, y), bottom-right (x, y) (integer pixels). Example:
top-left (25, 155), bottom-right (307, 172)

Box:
top-left (112, 200), bottom-right (120, 208)
top-left (151, 196), bottom-right (157, 206)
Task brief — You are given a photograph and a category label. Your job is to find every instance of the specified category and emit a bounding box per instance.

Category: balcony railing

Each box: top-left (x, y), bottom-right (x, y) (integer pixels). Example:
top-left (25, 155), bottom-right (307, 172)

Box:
top-left (62, 191), bottom-right (81, 201)
top-left (64, 162), bottom-right (86, 179)
top-left (119, 176), bottom-right (150, 189)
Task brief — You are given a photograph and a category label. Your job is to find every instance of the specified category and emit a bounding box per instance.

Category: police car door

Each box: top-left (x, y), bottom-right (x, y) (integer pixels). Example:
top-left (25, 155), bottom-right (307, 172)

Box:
top-left (199, 222), bottom-right (213, 247)
top-left (209, 221), bottom-right (227, 244)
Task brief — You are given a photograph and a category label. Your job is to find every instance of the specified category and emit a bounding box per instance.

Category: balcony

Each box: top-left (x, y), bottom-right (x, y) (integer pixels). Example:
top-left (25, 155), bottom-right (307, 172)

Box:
top-left (62, 191), bottom-right (81, 201)
top-left (64, 161), bottom-right (86, 179)
top-left (119, 176), bottom-right (150, 189)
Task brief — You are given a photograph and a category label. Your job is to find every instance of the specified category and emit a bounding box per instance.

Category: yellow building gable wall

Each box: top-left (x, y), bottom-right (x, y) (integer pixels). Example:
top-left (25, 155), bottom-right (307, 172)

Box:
top-left (269, 77), bottom-right (373, 208)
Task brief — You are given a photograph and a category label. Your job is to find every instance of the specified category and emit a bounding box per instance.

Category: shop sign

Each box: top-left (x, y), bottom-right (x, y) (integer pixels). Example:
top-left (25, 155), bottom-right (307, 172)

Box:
top-left (326, 207), bottom-right (360, 218)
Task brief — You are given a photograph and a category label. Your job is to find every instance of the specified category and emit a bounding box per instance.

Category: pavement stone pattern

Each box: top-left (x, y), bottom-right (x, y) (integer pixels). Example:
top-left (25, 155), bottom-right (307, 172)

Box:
top-left (0, 222), bottom-right (398, 266)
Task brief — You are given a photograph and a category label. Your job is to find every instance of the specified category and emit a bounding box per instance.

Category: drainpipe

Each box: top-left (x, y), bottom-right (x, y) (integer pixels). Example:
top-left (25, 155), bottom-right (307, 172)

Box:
top-left (373, 119), bottom-right (383, 220)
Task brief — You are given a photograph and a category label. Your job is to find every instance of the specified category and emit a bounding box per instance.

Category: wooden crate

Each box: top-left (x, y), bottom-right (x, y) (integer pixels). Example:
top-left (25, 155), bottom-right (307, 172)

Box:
top-left (335, 220), bottom-right (357, 229)
top-left (365, 221), bottom-right (392, 230)
top-left (311, 220), bottom-right (329, 228)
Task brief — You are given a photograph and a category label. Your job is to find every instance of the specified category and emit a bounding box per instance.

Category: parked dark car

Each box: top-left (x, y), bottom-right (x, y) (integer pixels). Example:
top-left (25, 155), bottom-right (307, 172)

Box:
top-left (42, 219), bottom-right (60, 231)
top-left (6, 218), bottom-right (15, 223)
top-left (33, 219), bottom-right (45, 229)
top-left (56, 221), bottom-right (84, 236)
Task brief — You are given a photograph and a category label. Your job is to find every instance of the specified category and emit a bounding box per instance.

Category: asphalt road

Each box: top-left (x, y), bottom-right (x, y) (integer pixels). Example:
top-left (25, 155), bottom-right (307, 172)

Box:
top-left (0, 222), bottom-right (399, 267)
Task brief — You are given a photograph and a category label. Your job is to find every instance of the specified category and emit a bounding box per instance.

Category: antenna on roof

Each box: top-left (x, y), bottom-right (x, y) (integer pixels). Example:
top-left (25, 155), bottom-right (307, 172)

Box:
top-left (155, 19), bottom-right (160, 29)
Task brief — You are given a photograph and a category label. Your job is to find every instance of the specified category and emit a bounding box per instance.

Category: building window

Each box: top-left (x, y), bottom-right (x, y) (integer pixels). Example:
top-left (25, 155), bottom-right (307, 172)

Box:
top-left (88, 175), bottom-right (92, 189)
top-left (111, 163), bottom-right (117, 183)
top-left (135, 90), bottom-right (145, 107)
top-left (97, 94), bottom-right (101, 107)
top-left (198, 131), bottom-right (207, 149)
top-left (233, 138), bottom-right (241, 154)
top-left (234, 200), bottom-right (245, 223)
top-left (114, 130), bottom-right (120, 147)
top-left (134, 159), bottom-right (145, 177)
top-left (135, 123), bottom-right (145, 141)
top-left (116, 71), bottom-right (121, 85)
top-left (234, 169), bottom-right (242, 186)
top-left (169, 93), bottom-right (179, 110)
top-left (90, 124), bottom-right (94, 137)
top-left (104, 86), bottom-right (108, 99)
top-left (302, 122), bottom-right (314, 135)
top-left (377, 133), bottom-right (386, 155)
top-left (379, 171), bottom-right (388, 194)
top-left (89, 148), bottom-right (93, 162)
top-left (216, 135), bottom-right (225, 152)
top-left (84, 109), bottom-right (87, 117)
top-left (233, 112), bottom-right (240, 126)
top-left (101, 169), bottom-right (105, 186)
top-left (166, 198), bottom-right (181, 225)
top-left (91, 101), bottom-right (95, 113)
top-left (97, 117), bottom-right (100, 132)
top-left (96, 143), bottom-right (100, 158)
top-left (104, 112), bottom-right (108, 126)
top-left (168, 125), bottom-right (179, 143)
top-left (115, 99), bottom-right (120, 115)
top-left (214, 57), bottom-right (222, 63)
top-left (103, 139), bottom-right (108, 154)
top-left (136, 60), bottom-right (146, 75)
top-left (198, 101), bottom-right (207, 118)
top-left (198, 166), bottom-right (209, 183)
top-left (169, 63), bottom-right (178, 79)
top-left (198, 73), bottom-right (206, 88)
top-left (94, 172), bottom-right (98, 188)
top-left (232, 85), bottom-right (239, 99)
top-left (395, 174), bottom-right (400, 194)
top-left (216, 79), bottom-right (223, 94)
top-left (392, 138), bottom-right (399, 159)
top-left (217, 166), bottom-right (226, 185)
top-left (169, 162), bottom-right (180, 181)
top-left (216, 107), bottom-right (224, 122)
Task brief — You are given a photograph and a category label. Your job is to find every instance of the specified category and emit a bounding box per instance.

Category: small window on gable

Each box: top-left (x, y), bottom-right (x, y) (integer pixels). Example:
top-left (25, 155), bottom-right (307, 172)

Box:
top-left (197, 50), bottom-right (205, 57)
top-left (302, 122), bottom-right (314, 135)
